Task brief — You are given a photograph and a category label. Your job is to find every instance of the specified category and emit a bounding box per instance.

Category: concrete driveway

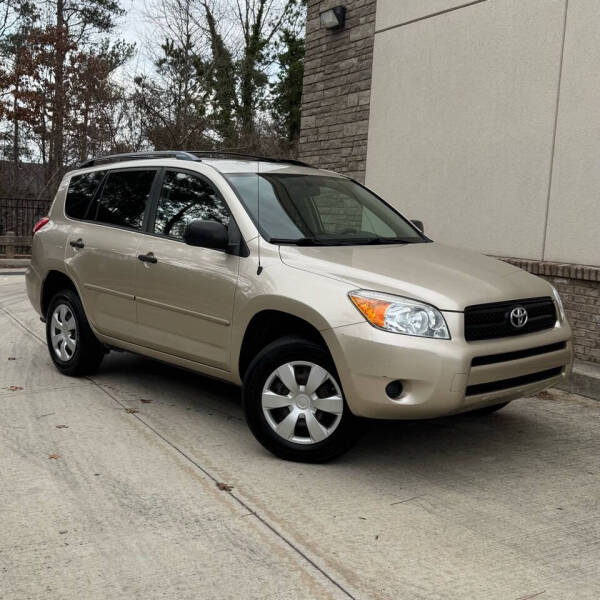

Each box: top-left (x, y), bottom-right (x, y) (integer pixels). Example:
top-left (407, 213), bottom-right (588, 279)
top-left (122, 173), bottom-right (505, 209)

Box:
top-left (1, 271), bottom-right (599, 600)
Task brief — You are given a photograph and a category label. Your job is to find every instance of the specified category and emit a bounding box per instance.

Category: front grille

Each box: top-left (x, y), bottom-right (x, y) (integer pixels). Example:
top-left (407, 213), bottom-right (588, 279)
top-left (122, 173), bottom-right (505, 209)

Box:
top-left (464, 297), bottom-right (556, 341)
top-left (471, 341), bottom-right (567, 367)
top-left (465, 367), bottom-right (562, 396)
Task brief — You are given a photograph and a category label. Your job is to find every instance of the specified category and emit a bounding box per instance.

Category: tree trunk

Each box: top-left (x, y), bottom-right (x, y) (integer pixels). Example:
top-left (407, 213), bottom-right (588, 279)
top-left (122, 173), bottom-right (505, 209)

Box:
top-left (12, 79), bottom-right (19, 166)
top-left (49, 0), bottom-right (66, 183)
top-left (239, 55), bottom-right (254, 138)
top-left (11, 42), bottom-right (22, 167)
top-left (80, 94), bottom-right (89, 161)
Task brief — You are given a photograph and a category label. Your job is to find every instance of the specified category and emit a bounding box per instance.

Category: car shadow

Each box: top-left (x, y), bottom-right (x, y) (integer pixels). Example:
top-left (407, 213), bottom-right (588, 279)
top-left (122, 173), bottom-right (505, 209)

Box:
top-left (95, 349), bottom-right (591, 484)
top-left (98, 350), bottom-right (243, 410)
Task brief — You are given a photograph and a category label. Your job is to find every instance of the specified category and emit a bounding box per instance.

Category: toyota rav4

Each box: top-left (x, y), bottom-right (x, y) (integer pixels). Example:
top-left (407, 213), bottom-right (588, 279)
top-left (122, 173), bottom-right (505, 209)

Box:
top-left (26, 151), bottom-right (573, 462)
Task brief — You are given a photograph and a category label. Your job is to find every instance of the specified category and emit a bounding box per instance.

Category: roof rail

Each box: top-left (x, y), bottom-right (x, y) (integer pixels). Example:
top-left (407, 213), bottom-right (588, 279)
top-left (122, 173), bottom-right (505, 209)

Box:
top-left (77, 150), bottom-right (313, 169)
top-left (78, 150), bottom-right (201, 168)
top-left (186, 151), bottom-right (312, 168)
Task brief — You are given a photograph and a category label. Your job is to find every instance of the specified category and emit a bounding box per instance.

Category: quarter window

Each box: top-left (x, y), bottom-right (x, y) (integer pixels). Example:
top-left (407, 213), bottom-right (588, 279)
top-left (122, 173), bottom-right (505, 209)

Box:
top-left (65, 171), bottom-right (105, 220)
top-left (153, 171), bottom-right (230, 240)
top-left (92, 169), bottom-right (156, 230)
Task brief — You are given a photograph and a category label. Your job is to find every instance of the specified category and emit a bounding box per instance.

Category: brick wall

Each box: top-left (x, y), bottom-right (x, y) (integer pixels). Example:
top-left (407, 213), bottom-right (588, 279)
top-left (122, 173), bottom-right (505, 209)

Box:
top-left (548, 277), bottom-right (600, 364)
top-left (299, 0), bottom-right (377, 182)
top-left (501, 258), bottom-right (600, 365)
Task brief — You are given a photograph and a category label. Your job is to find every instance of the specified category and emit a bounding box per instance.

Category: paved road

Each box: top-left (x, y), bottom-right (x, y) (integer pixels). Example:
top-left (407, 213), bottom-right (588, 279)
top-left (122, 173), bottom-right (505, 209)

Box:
top-left (1, 272), bottom-right (599, 600)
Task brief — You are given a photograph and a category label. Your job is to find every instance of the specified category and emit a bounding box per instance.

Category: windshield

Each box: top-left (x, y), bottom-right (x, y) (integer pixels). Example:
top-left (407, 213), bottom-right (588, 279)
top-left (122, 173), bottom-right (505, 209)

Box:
top-left (225, 173), bottom-right (426, 245)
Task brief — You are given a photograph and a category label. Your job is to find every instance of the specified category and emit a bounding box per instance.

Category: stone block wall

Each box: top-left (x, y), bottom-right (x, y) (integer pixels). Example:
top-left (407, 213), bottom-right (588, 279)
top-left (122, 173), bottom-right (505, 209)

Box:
top-left (313, 189), bottom-right (363, 232)
top-left (299, 0), bottom-right (377, 182)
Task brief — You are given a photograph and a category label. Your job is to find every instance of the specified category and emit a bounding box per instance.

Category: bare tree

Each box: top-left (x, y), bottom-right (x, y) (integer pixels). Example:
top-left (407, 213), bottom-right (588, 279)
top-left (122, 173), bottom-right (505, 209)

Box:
top-left (0, 0), bottom-right (307, 198)
top-left (135, 0), bottom-right (212, 148)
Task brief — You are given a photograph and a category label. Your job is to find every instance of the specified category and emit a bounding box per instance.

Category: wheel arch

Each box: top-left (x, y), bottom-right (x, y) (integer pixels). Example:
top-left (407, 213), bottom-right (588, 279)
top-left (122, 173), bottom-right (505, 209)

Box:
top-left (237, 307), bottom-right (334, 382)
top-left (41, 269), bottom-right (81, 318)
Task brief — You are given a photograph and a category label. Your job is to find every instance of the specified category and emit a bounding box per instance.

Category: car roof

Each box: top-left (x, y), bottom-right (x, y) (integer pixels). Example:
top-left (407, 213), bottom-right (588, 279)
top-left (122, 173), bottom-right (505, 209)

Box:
top-left (199, 158), bottom-right (340, 177)
top-left (67, 155), bottom-right (344, 179)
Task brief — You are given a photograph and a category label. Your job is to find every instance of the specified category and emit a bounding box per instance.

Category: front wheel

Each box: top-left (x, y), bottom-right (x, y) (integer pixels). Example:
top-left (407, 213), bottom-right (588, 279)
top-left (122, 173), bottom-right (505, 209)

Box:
top-left (243, 336), bottom-right (364, 462)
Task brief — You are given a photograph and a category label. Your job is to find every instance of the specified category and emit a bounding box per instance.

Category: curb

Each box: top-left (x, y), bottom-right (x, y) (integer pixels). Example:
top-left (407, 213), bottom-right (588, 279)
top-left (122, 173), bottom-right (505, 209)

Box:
top-left (556, 359), bottom-right (600, 402)
top-left (0, 259), bottom-right (30, 268)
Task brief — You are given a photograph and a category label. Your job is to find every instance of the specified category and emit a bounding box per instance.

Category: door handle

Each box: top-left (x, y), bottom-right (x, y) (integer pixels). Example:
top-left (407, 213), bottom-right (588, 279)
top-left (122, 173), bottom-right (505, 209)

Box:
top-left (138, 252), bottom-right (157, 264)
top-left (69, 238), bottom-right (84, 249)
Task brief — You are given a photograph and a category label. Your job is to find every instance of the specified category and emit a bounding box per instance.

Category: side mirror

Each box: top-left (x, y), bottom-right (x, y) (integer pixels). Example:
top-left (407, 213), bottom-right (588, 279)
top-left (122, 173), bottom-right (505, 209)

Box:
top-left (411, 219), bottom-right (424, 233)
top-left (183, 219), bottom-right (229, 251)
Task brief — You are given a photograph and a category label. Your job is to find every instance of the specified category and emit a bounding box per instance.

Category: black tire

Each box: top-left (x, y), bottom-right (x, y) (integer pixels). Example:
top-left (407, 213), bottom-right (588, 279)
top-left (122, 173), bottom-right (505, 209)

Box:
top-left (243, 336), bottom-right (364, 462)
top-left (468, 402), bottom-right (510, 415)
top-left (46, 288), bottom-right (105, 376)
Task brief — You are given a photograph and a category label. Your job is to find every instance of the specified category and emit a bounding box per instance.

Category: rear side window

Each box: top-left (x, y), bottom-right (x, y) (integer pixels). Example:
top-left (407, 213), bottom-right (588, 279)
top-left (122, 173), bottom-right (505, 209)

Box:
top-left (65, 171), bottom-right (105, 219)
top-left (90, 169), bottom-right (156, 230)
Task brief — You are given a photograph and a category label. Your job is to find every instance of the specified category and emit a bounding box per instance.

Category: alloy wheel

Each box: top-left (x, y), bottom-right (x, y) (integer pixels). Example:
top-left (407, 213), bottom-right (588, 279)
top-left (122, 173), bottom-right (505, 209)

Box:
top-left (50, 303), bottom-right (78, 361)
top-left (261, 361), bottom-right (343, 445)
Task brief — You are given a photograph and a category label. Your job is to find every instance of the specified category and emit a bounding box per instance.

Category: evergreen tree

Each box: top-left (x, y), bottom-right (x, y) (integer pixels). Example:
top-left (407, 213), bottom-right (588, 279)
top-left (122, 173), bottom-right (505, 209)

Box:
top-left (270, 28), bottom-right (304, 144)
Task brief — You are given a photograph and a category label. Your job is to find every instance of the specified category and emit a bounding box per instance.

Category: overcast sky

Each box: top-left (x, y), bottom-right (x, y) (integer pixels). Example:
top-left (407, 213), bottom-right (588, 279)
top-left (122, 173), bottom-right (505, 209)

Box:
top-left (115, 0), bottom-right (152, 75)
top-left (118, 0), bottom-right (146, 46)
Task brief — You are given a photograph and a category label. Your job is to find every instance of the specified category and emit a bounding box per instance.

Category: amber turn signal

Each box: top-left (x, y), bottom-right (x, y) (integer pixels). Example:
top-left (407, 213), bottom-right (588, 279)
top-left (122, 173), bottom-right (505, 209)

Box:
top-left (349, 294), bottom-right (391, 328)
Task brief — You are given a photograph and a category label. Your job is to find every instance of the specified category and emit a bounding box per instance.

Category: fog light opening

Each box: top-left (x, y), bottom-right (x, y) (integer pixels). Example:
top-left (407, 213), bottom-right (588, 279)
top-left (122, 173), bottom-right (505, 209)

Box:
top-left (385, 380), bottom-right (404, 400)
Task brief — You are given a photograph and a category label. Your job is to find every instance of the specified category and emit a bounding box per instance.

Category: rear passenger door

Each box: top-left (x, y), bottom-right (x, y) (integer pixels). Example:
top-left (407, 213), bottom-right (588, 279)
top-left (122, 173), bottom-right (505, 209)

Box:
top-left (65, 168), bottom-right (158, 341)
top-left (134, 169), bottom-right (240, 371)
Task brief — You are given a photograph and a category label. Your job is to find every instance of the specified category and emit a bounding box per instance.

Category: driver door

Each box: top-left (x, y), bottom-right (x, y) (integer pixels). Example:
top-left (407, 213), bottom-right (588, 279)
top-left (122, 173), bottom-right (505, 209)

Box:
top-left (134, 169), bottom-right (240, 371)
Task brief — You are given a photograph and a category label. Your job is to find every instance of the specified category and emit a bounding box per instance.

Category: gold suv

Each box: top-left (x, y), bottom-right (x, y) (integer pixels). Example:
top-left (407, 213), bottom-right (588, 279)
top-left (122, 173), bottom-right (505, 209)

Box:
top-left (26, 151), bottom-right (573, 461)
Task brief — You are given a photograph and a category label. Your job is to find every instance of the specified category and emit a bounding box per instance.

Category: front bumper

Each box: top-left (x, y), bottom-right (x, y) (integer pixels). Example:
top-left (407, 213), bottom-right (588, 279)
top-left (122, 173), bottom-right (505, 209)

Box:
top-left (323, 313), bottom-right (573, 419)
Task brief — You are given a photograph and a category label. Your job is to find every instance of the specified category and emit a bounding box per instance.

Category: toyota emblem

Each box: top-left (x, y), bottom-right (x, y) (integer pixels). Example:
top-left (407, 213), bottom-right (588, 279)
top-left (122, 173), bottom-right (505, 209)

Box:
top-left (510, 306), bottom-right (528, 328)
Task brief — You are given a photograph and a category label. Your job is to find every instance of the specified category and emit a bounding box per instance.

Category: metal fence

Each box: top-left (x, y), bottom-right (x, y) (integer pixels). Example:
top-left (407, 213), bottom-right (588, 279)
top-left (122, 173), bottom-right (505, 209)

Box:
top-left (0, 197), bottom-right (51, 237)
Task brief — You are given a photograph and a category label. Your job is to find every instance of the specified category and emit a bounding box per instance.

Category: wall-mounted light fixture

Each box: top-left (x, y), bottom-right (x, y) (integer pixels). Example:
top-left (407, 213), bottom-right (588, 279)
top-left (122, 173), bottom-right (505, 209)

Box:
top-left (320, 6), bottom-right (346, 30)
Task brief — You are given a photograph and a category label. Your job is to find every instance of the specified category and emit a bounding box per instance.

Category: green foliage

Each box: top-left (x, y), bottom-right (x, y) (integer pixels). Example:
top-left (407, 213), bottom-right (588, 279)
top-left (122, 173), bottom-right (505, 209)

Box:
top-left (203, 5), bottom-right (238, 146)
top-left (201, 0), bottom-right (305, 149)
top-left (133, 35), bottom-right (210, 149)
top-left (270, 28), bottom-right (305, 142)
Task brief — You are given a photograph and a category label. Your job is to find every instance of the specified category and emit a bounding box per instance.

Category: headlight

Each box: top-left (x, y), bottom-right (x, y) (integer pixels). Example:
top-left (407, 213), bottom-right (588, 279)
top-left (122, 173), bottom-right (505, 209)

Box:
top-left (348, 290), bottom-right (450, 339)
top-left (551, 285), bottom-right (566, 322)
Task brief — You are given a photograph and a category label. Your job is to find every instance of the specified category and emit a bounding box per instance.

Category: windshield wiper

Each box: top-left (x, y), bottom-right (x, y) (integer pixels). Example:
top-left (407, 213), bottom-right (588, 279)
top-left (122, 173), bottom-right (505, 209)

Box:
top-left (269, 237), bottom-right (333, 246)
top-left (363, 237), bottom-right (414, 245)
top-left (269, 236), bottom-right (419, 246)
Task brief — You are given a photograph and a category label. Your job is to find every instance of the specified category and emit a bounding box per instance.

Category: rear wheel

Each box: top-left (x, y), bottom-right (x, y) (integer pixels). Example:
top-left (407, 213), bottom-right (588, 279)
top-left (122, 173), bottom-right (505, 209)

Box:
top-left (243, 336), bottom-right (364, 462)
top-left (46, 289), bottom-right (105, 376)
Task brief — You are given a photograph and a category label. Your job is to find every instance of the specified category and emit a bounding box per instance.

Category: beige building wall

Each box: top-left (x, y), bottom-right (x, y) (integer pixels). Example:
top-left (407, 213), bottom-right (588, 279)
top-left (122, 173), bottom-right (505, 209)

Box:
top-left (375, 0), bottom-right (486, 30)
top-left (544, 0), bottom-right (600, 266)
top-left (366, 0), bottom-right (598, 266)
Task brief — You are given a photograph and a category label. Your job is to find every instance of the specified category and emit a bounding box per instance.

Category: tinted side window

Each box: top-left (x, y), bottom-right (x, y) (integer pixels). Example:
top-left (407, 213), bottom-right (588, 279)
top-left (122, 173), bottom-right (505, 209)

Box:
top-left (92, 170), bottom-right (156, 230)
top-left (65, 171), bottom-right (105, 219)
top-left (153, 171), bottom-right (230, 240)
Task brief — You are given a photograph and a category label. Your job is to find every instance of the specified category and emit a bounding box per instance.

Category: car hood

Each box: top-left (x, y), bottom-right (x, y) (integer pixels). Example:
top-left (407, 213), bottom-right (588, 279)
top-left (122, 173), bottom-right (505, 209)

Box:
top-left (278, 242), bottom-right (552, 311)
